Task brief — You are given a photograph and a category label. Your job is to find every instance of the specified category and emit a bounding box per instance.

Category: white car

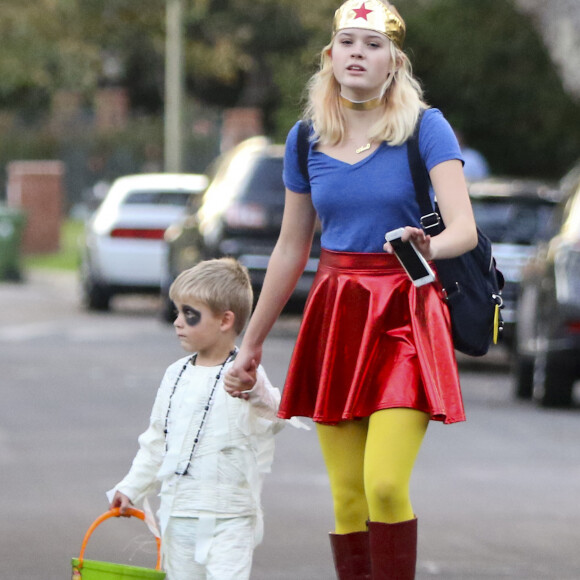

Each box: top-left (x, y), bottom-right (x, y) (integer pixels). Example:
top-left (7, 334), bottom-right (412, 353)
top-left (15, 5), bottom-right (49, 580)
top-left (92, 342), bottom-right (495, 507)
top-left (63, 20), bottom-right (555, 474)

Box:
top-left (81, 173), bottom-right (208, 310)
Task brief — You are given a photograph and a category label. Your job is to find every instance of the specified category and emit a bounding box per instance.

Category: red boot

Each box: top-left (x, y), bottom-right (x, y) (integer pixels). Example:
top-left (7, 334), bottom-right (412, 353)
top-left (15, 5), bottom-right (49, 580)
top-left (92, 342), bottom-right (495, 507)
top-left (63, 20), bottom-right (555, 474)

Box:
top-left (368, 518), bottom-right (417, 579)
top-left (329, 530), bottom-right (371, 579)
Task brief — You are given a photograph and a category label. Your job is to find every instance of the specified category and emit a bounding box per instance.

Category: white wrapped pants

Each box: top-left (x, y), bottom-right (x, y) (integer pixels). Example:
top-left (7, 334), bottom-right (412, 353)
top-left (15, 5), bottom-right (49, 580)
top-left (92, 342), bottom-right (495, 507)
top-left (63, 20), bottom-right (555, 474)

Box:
top-left (163, 515), bottom-right (255, 580)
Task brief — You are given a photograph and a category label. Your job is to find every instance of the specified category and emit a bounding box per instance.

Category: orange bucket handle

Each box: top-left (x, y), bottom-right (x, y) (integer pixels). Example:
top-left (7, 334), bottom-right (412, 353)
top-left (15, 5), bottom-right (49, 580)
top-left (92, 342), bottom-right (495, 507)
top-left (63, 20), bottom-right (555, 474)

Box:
top-left (77, 508), bottom-right (162, 570)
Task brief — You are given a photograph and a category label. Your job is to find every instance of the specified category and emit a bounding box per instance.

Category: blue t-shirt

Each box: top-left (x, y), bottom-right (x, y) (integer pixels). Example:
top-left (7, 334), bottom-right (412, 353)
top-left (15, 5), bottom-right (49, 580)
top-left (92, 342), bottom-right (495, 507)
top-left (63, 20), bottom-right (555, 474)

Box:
top-left (283, 108), bottom-right (463, 253)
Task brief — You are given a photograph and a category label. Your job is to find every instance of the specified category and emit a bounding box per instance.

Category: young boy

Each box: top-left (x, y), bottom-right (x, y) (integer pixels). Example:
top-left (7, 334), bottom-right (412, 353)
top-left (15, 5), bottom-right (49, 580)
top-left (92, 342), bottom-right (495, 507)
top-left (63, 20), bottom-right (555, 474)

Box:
top-left (108, 258), bottom-right (287, 580)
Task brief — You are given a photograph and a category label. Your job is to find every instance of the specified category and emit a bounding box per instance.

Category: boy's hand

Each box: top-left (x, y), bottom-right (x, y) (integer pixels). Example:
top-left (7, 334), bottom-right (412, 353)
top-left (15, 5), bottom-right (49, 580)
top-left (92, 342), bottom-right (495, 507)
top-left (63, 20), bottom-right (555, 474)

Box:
top-left (110, 491), bottom-right (133, 516)
top-left (224, 359), bottom-right (258, 399)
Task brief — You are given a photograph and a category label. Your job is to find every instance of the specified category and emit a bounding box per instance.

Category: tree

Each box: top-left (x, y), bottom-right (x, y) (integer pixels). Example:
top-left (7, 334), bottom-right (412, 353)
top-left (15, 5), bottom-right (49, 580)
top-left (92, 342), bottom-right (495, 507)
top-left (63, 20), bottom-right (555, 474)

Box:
top-left (402, 0), bottom-right (580, 178)
top-left (0, 0), bottom-right (325, 127)
top-left (0, 0), bottom-right (165, 112)
top-left (0, 1), bottom-right (97, 112)
top-left (1, 0), bottom-right (579, 178)
top-left (182, 0), bottom-right (316, 132)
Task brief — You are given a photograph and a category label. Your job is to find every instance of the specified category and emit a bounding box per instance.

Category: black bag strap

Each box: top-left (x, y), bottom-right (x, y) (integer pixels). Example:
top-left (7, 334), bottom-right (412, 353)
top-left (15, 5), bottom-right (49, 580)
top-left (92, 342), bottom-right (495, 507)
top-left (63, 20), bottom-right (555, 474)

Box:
top-left (297, 120), bottom-right (311, 183)
top-left (406, 109), bottom-right (443, 235)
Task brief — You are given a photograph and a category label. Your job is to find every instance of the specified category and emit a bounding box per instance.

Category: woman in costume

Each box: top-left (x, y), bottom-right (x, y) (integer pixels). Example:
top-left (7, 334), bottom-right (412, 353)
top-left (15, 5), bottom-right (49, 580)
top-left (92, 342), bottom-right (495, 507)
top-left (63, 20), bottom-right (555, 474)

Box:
top-left (227, 1), bottom-right (477, 578)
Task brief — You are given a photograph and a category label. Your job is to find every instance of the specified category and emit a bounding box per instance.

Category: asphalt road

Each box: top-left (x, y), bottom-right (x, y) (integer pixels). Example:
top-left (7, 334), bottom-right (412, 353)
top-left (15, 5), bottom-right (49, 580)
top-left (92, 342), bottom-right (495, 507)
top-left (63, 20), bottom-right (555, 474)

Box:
top-left (1, 271), bottom-right (580, 579)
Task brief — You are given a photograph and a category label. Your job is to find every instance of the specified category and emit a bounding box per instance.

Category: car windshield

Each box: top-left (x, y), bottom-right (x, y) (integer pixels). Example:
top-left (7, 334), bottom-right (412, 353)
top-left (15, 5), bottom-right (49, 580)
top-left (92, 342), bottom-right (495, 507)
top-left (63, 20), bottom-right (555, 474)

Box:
top-left (122, 191), bottom-right (192, 207)
top-left (242, 157), bottom-right (285, 205)
top-left (471, 198), bottom-right (556, 245)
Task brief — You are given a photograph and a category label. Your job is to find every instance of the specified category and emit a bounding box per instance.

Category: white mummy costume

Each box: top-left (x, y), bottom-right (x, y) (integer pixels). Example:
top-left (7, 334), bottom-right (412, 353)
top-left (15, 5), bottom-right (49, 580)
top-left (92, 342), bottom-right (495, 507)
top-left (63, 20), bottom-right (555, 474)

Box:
top-left (107, 354), bottom-right (297, 580)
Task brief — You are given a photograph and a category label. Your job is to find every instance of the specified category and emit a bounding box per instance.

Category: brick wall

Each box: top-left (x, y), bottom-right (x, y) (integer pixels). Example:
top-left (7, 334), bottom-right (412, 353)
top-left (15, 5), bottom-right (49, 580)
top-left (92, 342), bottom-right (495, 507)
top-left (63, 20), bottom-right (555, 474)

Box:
top-left (6, 161), bottom-right (65, 254)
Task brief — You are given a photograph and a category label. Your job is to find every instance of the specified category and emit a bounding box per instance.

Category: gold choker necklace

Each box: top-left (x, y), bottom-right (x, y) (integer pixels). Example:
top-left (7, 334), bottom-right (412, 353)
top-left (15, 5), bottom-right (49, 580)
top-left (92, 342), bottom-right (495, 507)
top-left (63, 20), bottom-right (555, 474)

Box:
top-left (339, 94), bottom-right (382, 111)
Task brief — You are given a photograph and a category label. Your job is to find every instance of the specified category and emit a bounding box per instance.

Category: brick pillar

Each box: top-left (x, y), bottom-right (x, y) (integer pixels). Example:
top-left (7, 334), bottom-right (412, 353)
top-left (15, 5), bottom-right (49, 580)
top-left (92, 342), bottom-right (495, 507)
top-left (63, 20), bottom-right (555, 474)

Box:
top-left (50, 90), bottom-right (83, 135)
top-left (94, 87), bottom-right (129, 132)
top-left (220, 108), bottom-right (264, 153)
top-left (6, 161), bottom-right (65, 254)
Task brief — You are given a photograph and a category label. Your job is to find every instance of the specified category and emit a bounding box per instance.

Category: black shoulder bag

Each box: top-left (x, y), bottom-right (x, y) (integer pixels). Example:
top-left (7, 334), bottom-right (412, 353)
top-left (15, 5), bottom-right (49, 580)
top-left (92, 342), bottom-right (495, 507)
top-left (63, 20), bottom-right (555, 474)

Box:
top-left (407, 112), bottom-right (504, 356)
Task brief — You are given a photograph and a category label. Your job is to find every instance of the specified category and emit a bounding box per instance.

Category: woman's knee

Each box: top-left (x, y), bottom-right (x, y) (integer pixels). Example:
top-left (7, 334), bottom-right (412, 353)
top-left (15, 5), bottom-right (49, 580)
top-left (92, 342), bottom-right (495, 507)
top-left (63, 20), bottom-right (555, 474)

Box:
top-left (333, 484), bottom-right (367, 514)
top-left (366, 474), bottom-right (410, 510)
top-left (333, 493), bottom-right (368, 532)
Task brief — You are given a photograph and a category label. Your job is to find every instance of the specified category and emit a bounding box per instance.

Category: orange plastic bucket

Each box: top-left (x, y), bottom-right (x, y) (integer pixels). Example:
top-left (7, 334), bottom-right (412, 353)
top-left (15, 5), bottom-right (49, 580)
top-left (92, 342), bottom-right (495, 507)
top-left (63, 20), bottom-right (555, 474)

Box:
top-left (71, 508), bottom-right (165, 579)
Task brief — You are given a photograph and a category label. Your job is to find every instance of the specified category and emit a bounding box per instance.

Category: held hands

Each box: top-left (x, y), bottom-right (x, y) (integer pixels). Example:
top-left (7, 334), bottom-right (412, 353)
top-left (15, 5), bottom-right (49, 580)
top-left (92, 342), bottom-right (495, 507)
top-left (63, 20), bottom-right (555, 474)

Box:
top-left (224, 353), bottom-right (259, 399)
top-left (384, 226), bottom-right (433, 260)
top-left (110, 491), bottom-right (133, 516)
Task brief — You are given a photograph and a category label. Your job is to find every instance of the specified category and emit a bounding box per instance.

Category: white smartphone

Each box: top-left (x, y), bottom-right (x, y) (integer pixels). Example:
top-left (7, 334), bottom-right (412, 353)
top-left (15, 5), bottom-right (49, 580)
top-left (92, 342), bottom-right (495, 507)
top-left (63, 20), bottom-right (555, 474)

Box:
top-left (385, 227), bottom-right (436, 287)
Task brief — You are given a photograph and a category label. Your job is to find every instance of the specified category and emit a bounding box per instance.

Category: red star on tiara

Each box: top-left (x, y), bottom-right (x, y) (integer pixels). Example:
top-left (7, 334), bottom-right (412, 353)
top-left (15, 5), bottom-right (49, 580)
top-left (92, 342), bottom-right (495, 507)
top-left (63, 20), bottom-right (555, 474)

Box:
top-left (353, 2), bottom-right (373, 20)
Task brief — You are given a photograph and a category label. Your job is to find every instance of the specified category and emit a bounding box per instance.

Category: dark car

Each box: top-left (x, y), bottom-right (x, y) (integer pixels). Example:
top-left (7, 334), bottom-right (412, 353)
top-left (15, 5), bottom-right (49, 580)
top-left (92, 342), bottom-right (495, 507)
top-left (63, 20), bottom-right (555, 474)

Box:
top-left (161, 136), bottom-right (321, 320)
top-left (512, 164), bottom-right (580, 406)
top-left (467, 178), bottom-right (560, 346)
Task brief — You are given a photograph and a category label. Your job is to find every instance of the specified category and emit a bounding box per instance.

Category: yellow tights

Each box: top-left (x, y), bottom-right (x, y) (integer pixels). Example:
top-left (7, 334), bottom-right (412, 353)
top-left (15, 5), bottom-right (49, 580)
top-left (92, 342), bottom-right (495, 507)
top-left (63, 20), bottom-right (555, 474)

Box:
top-left (316, 408), bottom-right (429, 534)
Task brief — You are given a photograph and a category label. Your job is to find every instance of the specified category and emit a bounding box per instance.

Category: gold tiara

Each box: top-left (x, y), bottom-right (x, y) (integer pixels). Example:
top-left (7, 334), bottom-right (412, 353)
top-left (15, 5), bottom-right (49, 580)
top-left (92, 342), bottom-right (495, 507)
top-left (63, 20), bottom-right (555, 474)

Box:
top-left (332, 0), bottom-right (406, 49)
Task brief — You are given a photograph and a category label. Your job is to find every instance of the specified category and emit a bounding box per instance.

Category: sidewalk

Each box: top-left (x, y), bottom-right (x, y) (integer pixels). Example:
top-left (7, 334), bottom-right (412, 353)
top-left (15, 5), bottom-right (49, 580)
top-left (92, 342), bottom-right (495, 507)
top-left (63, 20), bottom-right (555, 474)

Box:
top-left (0, 269), bottom-right (78, 326)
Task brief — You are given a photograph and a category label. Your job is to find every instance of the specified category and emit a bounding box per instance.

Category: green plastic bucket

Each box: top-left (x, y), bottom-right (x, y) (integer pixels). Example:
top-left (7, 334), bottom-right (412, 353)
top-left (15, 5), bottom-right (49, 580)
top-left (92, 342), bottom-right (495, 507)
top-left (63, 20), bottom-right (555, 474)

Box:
top-left (71, 558), bottom-right (166, 579)
top-left (72, 508), bottom-right (165, 580)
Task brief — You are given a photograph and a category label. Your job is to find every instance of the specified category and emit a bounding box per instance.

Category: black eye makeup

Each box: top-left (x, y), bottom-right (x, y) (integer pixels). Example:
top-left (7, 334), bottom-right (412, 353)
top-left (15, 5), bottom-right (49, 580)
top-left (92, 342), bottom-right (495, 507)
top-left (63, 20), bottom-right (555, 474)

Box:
top-left (180, 305), bottom-right (202, 327)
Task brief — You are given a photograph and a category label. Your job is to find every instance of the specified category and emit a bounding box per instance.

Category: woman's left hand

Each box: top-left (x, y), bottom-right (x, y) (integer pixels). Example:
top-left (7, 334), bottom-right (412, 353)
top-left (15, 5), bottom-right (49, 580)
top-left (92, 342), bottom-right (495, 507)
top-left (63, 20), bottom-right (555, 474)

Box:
top-left (383, 226), bottom-right (433, 260)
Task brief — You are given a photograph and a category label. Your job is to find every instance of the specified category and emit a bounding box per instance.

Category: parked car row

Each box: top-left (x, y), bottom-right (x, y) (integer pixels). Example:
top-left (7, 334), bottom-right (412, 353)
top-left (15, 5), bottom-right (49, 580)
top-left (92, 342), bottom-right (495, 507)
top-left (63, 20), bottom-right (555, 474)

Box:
top-left (79, 140), bottom-right (580, 409)
top-left (467, 178), bottom-right (560, 345)
top-left (512, 162), bottom-right (580, 407)
top-left (161, 136), bottom-right (321, 321)
top-left (80, 137), bottom-right (321, 320)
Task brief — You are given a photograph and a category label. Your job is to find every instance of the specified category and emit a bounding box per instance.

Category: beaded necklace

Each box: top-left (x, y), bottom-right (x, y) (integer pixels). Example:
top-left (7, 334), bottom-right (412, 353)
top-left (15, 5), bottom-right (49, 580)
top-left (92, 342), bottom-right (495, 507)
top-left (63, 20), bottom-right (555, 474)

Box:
top-left (163, 348), bottom-right (237, 476)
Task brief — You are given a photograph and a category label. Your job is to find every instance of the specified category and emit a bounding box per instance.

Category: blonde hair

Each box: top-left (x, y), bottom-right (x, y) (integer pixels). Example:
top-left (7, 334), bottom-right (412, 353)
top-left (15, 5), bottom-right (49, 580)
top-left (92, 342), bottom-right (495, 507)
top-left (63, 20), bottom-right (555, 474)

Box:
top-left (304, 6), bottom-right (427, 147)
top-left (169, 258), bottom-right (253, 335)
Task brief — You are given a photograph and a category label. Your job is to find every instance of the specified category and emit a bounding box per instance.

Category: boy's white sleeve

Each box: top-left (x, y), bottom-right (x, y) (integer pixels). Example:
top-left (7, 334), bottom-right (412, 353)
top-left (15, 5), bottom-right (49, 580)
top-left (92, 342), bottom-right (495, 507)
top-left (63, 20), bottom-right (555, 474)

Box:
top-left (245, 365), bottom-right (281, 421)
top-left (110, 418), bottom-right (165, 504)
top-left (242, 366), bottom-right (310, 432)
top-left (106, 371), bottom-right (171, 505)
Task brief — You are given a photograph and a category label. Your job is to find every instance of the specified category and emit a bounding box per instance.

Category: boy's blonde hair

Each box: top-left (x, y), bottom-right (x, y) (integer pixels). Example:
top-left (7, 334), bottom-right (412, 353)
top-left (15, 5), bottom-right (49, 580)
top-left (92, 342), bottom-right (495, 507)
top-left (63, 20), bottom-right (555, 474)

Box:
top-left (305, 1), bottom-right (427, 147)
top-left (169, 258), bottom-right (253, 335)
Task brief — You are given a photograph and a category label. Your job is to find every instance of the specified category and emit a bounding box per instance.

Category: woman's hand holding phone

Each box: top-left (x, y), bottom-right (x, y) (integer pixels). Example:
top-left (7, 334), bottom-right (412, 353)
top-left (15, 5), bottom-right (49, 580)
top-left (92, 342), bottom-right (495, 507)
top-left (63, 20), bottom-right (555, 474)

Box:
top-left (384, 227), bottom-right (436, 287)
top-left (384, 226), bottom-right (432, 259)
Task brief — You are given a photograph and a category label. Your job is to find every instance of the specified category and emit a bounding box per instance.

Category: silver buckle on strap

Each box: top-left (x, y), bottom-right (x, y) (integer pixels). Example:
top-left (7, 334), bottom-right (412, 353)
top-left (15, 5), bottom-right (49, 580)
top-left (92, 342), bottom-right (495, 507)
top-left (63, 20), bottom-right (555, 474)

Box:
top-left (420, 212), bottom-right (441, 231)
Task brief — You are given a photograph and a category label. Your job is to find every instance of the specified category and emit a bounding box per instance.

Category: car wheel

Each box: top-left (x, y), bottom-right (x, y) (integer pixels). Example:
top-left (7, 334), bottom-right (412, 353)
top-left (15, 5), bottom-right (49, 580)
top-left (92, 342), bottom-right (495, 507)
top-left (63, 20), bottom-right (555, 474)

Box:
top-left (533, 350), bottom-right (575, 408)
top-left (513, 353), bottom-right (534, 400)
top-left (82, 277), bottom-right (112, 311)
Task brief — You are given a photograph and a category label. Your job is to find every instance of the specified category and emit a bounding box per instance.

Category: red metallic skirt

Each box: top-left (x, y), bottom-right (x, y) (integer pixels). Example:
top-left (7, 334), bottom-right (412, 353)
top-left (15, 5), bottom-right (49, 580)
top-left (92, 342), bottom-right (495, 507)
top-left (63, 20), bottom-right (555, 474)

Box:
top-left (278, 249), bottom-right (465, 425)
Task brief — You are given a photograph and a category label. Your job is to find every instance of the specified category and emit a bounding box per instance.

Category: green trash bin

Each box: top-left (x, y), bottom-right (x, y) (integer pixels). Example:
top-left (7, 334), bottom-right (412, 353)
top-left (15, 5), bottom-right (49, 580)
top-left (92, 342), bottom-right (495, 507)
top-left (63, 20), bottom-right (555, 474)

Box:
top-left (0, 205), bottom-right (26, 281)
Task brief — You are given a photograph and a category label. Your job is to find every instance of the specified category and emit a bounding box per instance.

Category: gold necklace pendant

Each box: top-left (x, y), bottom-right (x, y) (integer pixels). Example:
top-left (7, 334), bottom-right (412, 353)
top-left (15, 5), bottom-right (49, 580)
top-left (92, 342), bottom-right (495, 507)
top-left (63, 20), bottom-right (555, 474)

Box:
top-left (355, 143), bottom-right (371, 154)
